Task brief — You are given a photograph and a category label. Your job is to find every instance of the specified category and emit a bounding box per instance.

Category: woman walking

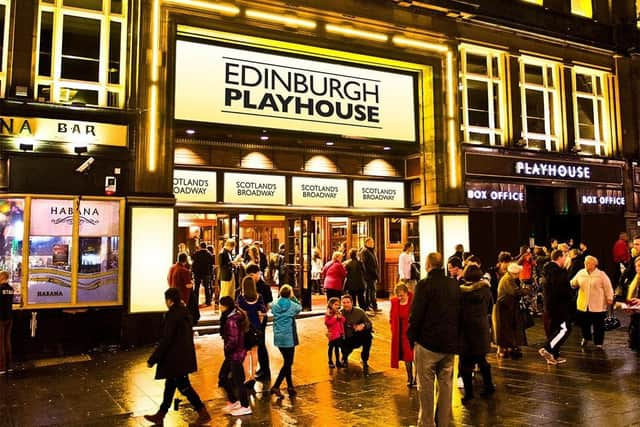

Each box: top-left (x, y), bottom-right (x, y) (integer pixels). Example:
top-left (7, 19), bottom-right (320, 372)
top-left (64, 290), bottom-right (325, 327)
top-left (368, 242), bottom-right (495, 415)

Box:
top-left (144, 288), bottom-right (211, 425)
top-left (344, 248), bottom-right (366, 309)
top-left (492, 262), bottom-right (529, 358)
top-left (389, 282), bottom-right (414, 386)
top-left (218, 296), bottom-right (252, 416)
top-left (236, 276), bottom-right (267, 390)
top-left (459, 265), bottom-right (495, 402)
top-left (270, 285), bottom-right (302, 398)
top-left (321, 251), bottom-right (347, 301)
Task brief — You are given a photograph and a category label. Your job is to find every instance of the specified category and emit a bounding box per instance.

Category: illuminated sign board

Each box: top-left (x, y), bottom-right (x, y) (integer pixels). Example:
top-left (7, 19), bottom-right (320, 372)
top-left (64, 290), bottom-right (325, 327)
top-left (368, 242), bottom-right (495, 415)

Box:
top-left (466, 182), bottom-right (526, 211)
top-left (353, 180), bottom-right (405, 209)
top-left (0, 116), bottom-right (127, 147)
top-left (174, 40), bottom-right (418, 142)
top-left (292, 177), bottom-right (348, 207)
top-left (464, 151), bottom-right (623, 185)
top-left (173, 169), bottom-right (217, 202)
top-left (224, 172), bottom-right (286, 205)
top-left (577, 188), bottom-right (626, 213)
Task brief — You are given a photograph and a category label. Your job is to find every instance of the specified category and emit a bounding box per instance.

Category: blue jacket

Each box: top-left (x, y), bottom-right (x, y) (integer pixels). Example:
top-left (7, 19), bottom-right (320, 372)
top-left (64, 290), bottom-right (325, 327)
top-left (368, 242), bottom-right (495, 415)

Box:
top-left (272, 296), bottom-right (302, 348)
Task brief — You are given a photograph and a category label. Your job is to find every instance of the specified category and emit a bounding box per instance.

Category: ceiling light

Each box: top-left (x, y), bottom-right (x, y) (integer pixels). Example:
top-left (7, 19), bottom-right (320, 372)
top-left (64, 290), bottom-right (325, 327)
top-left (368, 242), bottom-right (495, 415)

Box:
top-left (186, 129), bottom-right (196, 135)
top-left (163, 0), bottom-right (240, 16)
top-left (325, 141), bottom-right (334, 146)
top-left (260, 135), bottom-right (269, 141)
top-left (325, 24), bottom-right (388, 43)
top-left (383, 146), bottom-right (391, 151)
top-left (392, 35), bottom-right (448, 53)
top-left (246, 9), bottom-right (316, 29)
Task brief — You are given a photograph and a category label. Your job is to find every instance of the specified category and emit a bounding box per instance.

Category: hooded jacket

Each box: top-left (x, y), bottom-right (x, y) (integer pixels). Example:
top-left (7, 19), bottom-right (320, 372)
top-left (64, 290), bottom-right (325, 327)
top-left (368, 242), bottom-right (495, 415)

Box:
top-left (542, 261), bottom-right (572, 320)
top-left (460, 280), bottom-right (493, 356)
top-left (272, 296), bottom-right (302, 348)
top-left (222, 310), bottom-right (247, 362)
top-left (148, 302), bottom-right (197, 379)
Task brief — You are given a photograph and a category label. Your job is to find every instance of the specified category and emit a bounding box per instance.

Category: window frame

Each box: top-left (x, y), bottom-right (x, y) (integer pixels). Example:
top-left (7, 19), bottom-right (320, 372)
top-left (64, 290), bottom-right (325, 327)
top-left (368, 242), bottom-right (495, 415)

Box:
top-left (571, 0), bottom-right (593, 18)
top-left (571, 66), bottom-right (612, 156)
top-left (459, 44), bottom-right (507, 147)
top-left (519, 56), bottom-right (563, 152)
top-left (35, 0), bottom-right (127, 108)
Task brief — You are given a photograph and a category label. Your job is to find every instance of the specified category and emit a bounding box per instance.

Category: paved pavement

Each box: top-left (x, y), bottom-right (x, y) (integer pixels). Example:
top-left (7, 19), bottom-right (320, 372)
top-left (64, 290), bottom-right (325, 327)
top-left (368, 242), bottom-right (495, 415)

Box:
top-left (2, 302), bottom-right (640, 426)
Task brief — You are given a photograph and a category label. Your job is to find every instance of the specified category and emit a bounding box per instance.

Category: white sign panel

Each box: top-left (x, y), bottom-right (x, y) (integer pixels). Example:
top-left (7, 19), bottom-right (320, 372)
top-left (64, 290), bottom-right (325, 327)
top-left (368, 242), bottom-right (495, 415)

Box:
top-left (175, 40), bottom-right (417, 142)
top-left (30, 199), bottom-right (74, 235)
top-left (224, 173), bottom-right (286, 205)
top-left (353, 180), bottom-right (405, 209)
top-left (78, 200), bottom-right (120, 236)
top-left (173, 169), bottom-right (217, 202)
top-left (292, 177), bottom-right (348, 207)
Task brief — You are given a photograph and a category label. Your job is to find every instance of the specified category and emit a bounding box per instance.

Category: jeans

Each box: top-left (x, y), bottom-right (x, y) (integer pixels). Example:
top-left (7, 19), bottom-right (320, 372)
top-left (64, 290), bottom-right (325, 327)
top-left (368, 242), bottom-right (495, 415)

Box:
top-left (0, 319), bottom-right (11, 371)
top-left (218, 359), bottom-right (249, 407)
top-left (193, 274), bottom-right (212, 305)
top-left (580, 310), bottom-right (606, 345)
top-left (414, 343), bottom-right (454, 427)
top-left (342, 330), bottom-right (372, 363)
top-left (273, 347), bottom-right (295, 389)
top-left (364, 279), bottom-right (378, 310)
top-left (159, 375), bottom-right (204, 413)
top-left (328, 337), bottom-right (343, 363)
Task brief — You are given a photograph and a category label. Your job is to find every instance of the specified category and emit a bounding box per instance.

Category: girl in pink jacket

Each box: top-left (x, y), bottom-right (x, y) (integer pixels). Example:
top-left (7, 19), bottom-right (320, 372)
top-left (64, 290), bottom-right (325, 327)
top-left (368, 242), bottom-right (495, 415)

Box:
top-left (324, 297), bottom-right (346, 368)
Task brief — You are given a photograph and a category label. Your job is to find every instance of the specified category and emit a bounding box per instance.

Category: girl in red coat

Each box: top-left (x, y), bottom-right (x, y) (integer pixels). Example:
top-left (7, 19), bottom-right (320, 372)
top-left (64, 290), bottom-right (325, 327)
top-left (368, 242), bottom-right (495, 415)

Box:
top-left (390, 282), bottom-right (414, 386)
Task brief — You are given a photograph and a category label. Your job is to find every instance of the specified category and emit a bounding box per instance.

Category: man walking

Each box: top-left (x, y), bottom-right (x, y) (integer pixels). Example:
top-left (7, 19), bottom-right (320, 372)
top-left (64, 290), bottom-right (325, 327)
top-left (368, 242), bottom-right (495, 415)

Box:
top-left (192, 242), bottom-right (214, 307)
top-left (539, 249), bottom-right (572, 365)
top-left (359, 237), bottom-right (380, 315)
top-left (408, 252), bottom-right (461, 427)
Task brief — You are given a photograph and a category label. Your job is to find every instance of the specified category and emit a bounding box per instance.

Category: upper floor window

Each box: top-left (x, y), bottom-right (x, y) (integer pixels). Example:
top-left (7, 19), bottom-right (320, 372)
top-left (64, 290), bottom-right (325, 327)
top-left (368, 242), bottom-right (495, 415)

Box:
top-left (459, 45), bottom-right (507, 146)
top-left (36, 0), bottom-right (127, 108)
top-left (0, 1), bottom-right (10, 98)
top-left (572, 67), bottom-right (611, 156)
top-left (519, 57), bottom-right (562, 151)
top-left (571, 0), bottom-right (592, 18)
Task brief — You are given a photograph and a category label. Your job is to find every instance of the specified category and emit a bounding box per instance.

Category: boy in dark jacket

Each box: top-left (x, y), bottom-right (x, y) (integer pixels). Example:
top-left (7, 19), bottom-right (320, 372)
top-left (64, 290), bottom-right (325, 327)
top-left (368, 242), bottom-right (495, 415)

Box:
top-left (144, 288), bottom-right (210, 425)
top-left (539, 249), bottom-right (572, 365)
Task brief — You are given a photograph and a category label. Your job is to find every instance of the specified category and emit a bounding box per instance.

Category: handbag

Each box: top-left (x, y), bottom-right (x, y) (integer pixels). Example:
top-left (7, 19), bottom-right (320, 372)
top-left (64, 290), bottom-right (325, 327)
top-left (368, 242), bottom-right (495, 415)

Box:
top-left (604, 315), bottom-right (621, 331)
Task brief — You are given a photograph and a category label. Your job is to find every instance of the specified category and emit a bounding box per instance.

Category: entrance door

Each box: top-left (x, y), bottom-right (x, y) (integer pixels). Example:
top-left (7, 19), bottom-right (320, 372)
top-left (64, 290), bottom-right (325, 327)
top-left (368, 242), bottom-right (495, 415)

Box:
top-left (286, 216), bottom-right (313, 309)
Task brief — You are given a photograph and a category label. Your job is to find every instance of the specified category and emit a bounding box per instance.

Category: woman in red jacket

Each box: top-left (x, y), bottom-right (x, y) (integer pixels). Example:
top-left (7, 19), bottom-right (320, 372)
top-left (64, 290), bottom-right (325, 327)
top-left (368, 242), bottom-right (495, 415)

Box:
top-left (321, 251), bottom-right (347, 301)
top-left (390, 282), bottom-right (414, 386)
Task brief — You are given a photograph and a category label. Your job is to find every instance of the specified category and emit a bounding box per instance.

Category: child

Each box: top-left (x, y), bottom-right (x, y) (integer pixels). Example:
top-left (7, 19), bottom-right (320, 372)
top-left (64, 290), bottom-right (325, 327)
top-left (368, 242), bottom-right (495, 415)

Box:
top-left (390, 283), bottom-right (414, 386)
top-left (324, 297), bottom-right (345, 368)
top-left (218, 296), bottom-right (252, 416)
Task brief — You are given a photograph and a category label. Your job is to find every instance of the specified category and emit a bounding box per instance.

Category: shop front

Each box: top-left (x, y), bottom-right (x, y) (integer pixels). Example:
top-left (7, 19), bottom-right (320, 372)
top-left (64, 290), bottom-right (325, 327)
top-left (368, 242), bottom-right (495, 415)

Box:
top-left (464, 146), bottom-right (626, 273)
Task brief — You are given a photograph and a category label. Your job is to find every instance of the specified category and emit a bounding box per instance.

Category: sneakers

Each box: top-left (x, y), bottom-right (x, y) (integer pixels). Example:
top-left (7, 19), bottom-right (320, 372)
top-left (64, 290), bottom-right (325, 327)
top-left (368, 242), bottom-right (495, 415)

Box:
top-left (229, 406), bottom-right (252, 416)
top-left (222, 401), bottom-right (241, 414)
top-left (580, 338), bottom-right (588, 347)
top-left (538, 348), bottom-right (557, 365)
top-left (555, 357), bottom-right (567, 364)
top-left (457, 376), bottom-right (464, 388)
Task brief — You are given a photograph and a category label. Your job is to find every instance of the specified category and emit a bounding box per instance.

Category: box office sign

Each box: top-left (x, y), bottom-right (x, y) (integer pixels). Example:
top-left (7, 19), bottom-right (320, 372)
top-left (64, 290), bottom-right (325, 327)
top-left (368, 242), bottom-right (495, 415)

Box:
top-left (292, 177), bottom-right (348, 208)
top-left (173, 170), bottom-right (217, 202)
top-left (174, 40), bottom-right (418, 143)
top-left (353, 180), bottom-right (405, 209)
top-left (465, 151), bottom-right (623, 185)
top-left (577, 188), bottom-right (626, 213)
top-left (0, 116), bottom-right (127, 147)
top-left (224, 172), bottom-right (286, 205)
top-left (466, 182), bottom-right (526, 212)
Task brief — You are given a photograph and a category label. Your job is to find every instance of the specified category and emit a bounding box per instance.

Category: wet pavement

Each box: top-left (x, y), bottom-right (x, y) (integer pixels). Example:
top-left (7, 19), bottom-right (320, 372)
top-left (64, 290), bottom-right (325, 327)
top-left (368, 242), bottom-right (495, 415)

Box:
top-left (2, 302), bottom-right (640, 426)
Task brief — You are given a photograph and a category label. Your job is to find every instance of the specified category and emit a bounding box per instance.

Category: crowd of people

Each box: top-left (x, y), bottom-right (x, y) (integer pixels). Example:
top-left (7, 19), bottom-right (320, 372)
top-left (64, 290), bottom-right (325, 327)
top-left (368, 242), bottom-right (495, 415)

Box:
top-left (144, 231), bottom-right (640, 426)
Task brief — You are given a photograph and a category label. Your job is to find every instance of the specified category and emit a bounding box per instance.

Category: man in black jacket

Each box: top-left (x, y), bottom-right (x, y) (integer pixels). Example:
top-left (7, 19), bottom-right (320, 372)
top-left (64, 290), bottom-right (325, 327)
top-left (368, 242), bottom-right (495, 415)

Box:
top-left (539, 249), bottom-right (572, 365)
top-left (145, 288), bottom-right (211, 425)
top-left (408, 252), bottom-right (461, 427)
top-left (192, 242), bottom-right (214, 307)
top-left (359, 237), bottom-right (380, 315)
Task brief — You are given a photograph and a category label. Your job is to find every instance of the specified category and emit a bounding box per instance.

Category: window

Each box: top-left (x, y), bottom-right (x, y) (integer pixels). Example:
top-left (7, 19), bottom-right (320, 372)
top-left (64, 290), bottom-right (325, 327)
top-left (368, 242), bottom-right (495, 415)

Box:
top-left (36, 0), bottom-right (126, 107)
top-left (522, 0), bottom-right (543, 4)
top-left (0, 1), bottom-right (11, 98)
top-left (571, 0), bottom-right (592, 18)
top-left (572, 67), bottom-right (611, 156)
top-left (519, 57), bottom-right (562, 151)
top-left (459, 45), bottom-right (507, 146)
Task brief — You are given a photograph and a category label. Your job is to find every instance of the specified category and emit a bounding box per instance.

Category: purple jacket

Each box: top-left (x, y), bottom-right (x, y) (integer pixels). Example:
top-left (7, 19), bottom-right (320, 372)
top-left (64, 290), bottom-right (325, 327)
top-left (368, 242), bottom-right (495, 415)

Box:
top-left (222, 310), bottom-right (247, 362)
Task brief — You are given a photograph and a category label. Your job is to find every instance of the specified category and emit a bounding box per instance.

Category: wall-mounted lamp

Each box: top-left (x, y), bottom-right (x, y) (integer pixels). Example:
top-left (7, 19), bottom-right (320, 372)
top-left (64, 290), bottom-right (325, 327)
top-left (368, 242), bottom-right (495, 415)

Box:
top-left (74, 145), bottom-right (88, 155)
top-left (19, 142), bottom-right (34, 151)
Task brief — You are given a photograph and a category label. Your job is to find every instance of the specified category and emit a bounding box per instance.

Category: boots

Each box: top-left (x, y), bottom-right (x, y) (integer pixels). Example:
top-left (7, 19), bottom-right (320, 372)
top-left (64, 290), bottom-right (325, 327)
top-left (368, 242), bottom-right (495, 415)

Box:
top-left (405, 362), bottom-right (415, 387)
top-left (461, 371), bottom-right (474, 403)
top-left (144, 409), bottom-right (167, 425)
top-left (189, 406), bottom-right (211, 426)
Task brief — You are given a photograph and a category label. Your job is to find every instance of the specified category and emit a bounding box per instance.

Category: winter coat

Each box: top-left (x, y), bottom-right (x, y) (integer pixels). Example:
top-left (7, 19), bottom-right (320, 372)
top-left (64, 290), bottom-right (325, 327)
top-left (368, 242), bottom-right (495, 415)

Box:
top-left (272, 296), bottom-right (302, 348)
top-left (222, 310), bottom-right (247, 362)
top-left (191, 248), bottom-right (214, 276)
top-left (322, 260), bottom-right (347, 291)
top-left (359, 246), bottom-right (379, 282)
top-left (148, 303), bottom-right (197, 379)
top-left (407, 268), bottom-right (461, 354)
top-left (344, 259), bottom-right (366, 292)
top-left (492, 273), bottom-right (527, 348)
top-left (325, 312), bottom-right (346, 341)
top-left (390, 293), bottom-right (413, 368)
top-left (460, 280), bottom-right (493, 356)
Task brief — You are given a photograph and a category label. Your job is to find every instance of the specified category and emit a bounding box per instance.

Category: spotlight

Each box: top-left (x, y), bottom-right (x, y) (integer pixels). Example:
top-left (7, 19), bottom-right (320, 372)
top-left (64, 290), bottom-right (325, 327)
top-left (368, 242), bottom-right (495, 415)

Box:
top-left (74, 145), bottom-right (88, 155)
